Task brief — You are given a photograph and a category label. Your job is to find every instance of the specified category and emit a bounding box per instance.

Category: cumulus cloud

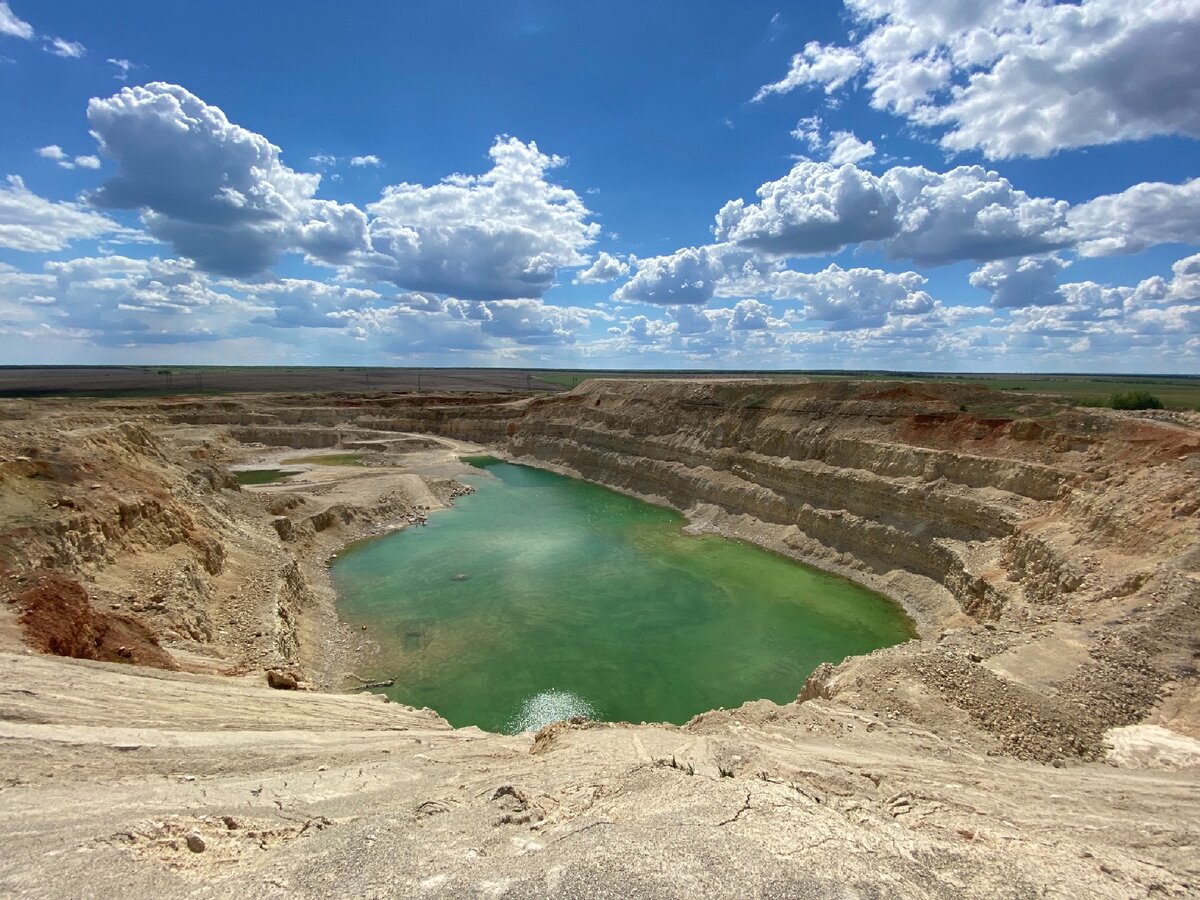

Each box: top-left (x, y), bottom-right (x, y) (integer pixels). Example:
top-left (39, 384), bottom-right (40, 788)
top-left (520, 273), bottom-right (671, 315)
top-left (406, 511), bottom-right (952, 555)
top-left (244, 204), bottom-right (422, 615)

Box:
top-left (714, 161), bottom-right (1068, 265)
top-left (882, 164), bottom-right (1071, 265)
top-left (827, 131), bottom-right (876, 165)
top-left (730, 298), bottom-right (778, 330)
top-left (44, 36), bottom-right (84, 58)
top-left (573, 251), bottom-right (630, 284)
top-left (87, 83), bottom-right (357, 276)
top-left (331, 294), bottom-right (594, 354)
top-left (969, 255), bottom-right (1068, 309)
top-left (244, 278), bottom-right (383, 330)
top-left (476, 298), bottom-right (591, 345)
top-left (0, 255), bottom-right (249, 346)
top-left (714, 163), bottom-right (899, 256)
top-left (349, 155), bottom-right (382, 167)
top-left (771, 264), bottom-right (936, 329)
top-left (753, 41), bottom-right (862, 101)
top-left (790, 118), bottom-right (877, 165)
top-left (83, 84), bottom-right (598, 298)
top-left (0, 252), bottom-right (598, 357)
top-left (1069, 177), bottom-right (1200, 257)
top-left (757, 0), bottom-right (1200, 159)
top-left (37, 145), bottom-right (102, 171)
top-left (362, 136), bottom-right (597, 299)
top-left (0, 175), bottom-right (127, 251)
top-left (611, 244), bottom-right (759, 306)
top-left (0, 2), bottom-right (32, 39)
top-left (37, 145), bottom-right (68, 162)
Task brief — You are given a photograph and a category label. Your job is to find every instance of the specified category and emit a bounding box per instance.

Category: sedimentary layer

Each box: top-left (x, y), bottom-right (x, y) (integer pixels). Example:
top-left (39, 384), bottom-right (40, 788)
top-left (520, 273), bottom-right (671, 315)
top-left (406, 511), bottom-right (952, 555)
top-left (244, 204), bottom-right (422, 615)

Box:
top-left (1, 380), bottom-right (1198, 897)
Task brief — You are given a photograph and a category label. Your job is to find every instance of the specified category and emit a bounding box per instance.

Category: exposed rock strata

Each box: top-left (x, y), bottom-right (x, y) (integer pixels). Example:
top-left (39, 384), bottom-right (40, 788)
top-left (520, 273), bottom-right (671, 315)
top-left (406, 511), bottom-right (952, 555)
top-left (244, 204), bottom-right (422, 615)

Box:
top-left (0, 381), bottom-right (1197, 897)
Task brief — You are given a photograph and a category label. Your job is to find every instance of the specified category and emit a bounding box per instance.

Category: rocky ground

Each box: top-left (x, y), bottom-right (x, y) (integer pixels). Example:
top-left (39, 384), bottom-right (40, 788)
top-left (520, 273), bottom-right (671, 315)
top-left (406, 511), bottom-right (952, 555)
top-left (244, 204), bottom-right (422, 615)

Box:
top-left (0, 380), bottom-right (1198, 897)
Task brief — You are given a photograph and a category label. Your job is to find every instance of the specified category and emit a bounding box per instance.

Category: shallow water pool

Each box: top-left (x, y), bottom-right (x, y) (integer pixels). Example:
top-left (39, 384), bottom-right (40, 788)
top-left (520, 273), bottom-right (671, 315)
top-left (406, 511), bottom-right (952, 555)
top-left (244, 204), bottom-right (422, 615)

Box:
top-left (332, 457), bottom-right (912, 733)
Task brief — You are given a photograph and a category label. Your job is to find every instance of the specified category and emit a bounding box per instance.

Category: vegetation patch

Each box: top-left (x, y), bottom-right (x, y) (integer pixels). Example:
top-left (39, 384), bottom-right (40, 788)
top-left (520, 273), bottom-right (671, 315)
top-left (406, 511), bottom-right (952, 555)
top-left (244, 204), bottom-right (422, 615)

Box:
top-left (281, 453), bottom-right (366, 466)
top-left (1107, 390), bottom-right (1164, 410)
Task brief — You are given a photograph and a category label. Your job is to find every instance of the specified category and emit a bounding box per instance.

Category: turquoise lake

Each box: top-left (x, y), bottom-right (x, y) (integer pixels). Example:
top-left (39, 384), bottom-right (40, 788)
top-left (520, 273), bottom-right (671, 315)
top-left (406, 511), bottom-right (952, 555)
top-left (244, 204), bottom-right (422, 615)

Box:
top-left (331, 457), bottom-right (913, 733)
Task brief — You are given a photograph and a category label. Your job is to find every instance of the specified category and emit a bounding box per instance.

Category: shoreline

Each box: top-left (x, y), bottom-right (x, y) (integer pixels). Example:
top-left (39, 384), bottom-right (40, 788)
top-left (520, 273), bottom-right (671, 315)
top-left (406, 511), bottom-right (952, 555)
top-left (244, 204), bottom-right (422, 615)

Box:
top-left (492, 449), bottom-right (944, 639)
top-left (313, 450), bottom-right (920, 729)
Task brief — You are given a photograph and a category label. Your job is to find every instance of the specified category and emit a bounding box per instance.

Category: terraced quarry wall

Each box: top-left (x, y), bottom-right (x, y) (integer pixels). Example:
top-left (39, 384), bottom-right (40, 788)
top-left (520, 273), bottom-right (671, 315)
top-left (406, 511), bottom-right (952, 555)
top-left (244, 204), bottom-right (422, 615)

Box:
top-left (2, 381), bottom-right (1199, 898)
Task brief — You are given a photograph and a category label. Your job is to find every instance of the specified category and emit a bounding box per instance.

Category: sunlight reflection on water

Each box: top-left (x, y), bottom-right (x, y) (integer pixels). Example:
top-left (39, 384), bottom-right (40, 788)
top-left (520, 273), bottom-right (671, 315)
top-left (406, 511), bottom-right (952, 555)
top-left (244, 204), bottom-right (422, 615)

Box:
top-left (506, 689), bottom-right (598, 733)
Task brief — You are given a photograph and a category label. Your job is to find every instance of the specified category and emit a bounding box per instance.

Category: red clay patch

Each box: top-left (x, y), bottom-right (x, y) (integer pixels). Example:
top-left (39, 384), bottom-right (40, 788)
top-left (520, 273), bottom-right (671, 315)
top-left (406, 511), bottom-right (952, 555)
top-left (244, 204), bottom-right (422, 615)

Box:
top-left (12, 573), bottom-right (177, 669)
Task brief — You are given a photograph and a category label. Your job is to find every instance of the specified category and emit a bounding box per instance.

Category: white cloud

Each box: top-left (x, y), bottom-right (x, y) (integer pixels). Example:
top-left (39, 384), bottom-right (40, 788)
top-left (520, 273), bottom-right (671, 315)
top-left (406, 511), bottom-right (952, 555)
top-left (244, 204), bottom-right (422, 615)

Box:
top-left (574, 251), bottom-right (630, 284)
top-left (362, 136), bottom-right (598, 299)
top-left (87, 82), bottom-right (367, 277)
top-left (0, 175), bottom-right (128, 251)
top-left (753, 41), bottom-right (862, 101)
top-left (611, 244), bottom-right (760, 306)
top-left (730, 297), bottom-right (779, 330)
top-left (757, 0), bottom-right (1200, 159)
top-left (310, 154), bottom-right (338, 167)
top-left (37, 145), bottom-right (102, 171)
top-left (827, 131), bottom-right (876, 165)
top-left (37, 145), bottom-right (67, 162)
top-left (243, 278), bottom-right (383, 329)
top-left (106, 58), bottom-right (137, 80)
top-left (349, 155), bottom-right (382, 167)
top-left (790, 115), bottom-right (823, 149)
top-left (969, 255), bottom-right (1069, 309)
top-left (477, 298), bottom-right (592, 345)
top-left (332, 294), bottom-right (595, 354)
top-left (714, 162), bottom-right (899, 256)
top-left (882, 164), bottom-right (1071, 265)
top-left (771, 264), bottom-right (936, 329)
top-left (86, 85), bottom-right (597, 298)
top-left (0, 2), bottom-right (32, 39)
top-left (44, 36), bottom-right (84, 58)
top-left (714, 160), bottom-right (1068, 265)
top-left (0, 255), bottom-right (250, 346)
top-left (790, 118), bottom-right (877, 165)
top-left (1069, 177), bottom-right (1200, 257)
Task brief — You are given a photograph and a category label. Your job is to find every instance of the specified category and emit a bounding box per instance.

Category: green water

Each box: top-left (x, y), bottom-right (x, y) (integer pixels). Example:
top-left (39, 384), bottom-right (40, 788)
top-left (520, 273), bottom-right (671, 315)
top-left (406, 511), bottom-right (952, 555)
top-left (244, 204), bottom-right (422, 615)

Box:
top-left (332, 458), bottom-right (912, 733)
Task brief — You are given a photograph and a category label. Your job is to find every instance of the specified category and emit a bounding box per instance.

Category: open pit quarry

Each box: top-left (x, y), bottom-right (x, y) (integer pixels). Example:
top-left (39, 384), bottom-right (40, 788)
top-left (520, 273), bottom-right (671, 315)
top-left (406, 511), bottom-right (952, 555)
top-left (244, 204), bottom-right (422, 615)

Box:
top-left (1, 379), bottom-right (1198, 898)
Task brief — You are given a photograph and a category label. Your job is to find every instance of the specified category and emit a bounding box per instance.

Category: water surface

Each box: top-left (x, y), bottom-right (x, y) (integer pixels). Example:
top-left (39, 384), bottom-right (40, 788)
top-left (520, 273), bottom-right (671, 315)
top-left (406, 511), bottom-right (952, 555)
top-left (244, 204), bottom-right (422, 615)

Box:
top-left (332, 458), bottom-right (911, 733)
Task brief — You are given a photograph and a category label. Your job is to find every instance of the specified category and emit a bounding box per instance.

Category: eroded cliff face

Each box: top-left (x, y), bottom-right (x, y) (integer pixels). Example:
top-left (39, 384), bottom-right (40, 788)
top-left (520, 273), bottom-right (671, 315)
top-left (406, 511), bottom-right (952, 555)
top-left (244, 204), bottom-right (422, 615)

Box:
top-left (498, 381), bottom-right (1200, 760)
top-left (1, 381), bottom-right (1198, 764)
top-left (1, 381), bottom-right (1199, 898)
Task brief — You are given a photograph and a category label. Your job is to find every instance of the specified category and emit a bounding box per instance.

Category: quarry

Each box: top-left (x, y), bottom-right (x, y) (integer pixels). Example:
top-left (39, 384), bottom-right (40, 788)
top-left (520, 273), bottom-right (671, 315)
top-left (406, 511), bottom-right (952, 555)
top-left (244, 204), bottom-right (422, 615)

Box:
top-left (1, 378), bottom-right (1198, 898)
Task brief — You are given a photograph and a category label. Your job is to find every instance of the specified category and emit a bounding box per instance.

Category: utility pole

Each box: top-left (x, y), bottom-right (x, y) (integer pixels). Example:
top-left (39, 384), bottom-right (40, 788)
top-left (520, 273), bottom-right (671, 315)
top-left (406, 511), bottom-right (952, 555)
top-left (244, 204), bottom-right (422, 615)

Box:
top-left (416, 372), bottom-right (422, 392)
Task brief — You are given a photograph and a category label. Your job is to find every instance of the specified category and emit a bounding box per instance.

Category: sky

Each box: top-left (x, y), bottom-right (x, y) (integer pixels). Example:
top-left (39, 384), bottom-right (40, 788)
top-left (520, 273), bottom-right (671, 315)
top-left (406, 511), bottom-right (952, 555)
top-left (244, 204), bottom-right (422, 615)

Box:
top-left (0, 0), bottom-right (1198, 372)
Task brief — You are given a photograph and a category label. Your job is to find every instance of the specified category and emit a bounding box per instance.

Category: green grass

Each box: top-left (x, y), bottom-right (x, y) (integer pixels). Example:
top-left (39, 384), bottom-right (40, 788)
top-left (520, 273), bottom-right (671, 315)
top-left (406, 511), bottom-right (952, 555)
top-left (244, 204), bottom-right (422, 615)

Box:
top-left (235, 469), bottom-right (301, 485)
top-left (281, 453), bottom-right (366, 466)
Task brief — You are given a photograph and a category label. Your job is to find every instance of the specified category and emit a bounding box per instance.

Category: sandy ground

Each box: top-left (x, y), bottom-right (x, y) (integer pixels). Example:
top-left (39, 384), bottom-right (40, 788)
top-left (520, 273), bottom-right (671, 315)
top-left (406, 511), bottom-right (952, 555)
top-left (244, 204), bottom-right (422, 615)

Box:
top-left (1, 382), bottom-right (1198, 897)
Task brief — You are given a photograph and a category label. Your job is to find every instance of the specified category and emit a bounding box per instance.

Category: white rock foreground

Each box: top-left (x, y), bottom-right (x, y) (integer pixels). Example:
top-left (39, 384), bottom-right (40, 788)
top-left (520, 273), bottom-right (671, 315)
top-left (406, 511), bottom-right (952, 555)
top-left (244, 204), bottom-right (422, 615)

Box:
top-left (1, 651), bottom-right (1197, 898)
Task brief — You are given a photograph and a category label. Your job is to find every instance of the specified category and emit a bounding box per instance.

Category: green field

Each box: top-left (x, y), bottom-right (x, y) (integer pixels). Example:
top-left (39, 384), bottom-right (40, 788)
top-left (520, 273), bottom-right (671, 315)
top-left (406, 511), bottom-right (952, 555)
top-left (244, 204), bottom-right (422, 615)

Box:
top-left (282, 453), bottom-right (366, 466)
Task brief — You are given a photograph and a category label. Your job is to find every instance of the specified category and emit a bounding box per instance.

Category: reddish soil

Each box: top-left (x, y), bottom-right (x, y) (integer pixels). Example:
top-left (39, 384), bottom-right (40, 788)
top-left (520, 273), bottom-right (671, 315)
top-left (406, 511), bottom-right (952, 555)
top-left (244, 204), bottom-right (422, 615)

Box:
top-left (12, 573), bottom-right (177, 669)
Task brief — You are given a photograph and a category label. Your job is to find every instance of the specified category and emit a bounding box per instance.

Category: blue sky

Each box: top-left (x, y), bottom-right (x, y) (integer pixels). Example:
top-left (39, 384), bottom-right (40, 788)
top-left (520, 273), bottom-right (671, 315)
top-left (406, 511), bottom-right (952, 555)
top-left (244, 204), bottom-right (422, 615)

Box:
top-left (1, 0), bottom-right (1198, 371)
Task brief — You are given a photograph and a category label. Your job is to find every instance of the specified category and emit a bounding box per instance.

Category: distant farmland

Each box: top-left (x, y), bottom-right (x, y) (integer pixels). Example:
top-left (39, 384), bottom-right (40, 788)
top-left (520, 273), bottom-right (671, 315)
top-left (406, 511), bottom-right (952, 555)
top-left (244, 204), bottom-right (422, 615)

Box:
top-left (0, 366), bottom-right (1197, 409)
